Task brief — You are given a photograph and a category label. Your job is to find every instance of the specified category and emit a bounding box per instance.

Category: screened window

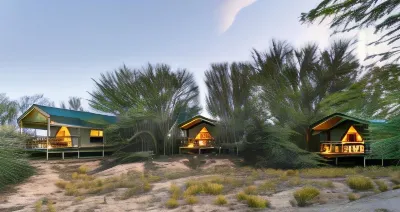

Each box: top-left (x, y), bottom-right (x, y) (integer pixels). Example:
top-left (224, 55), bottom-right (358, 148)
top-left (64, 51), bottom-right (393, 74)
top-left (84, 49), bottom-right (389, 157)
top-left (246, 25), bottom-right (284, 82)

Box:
top-left (90, 130), bottom-right (103, 143)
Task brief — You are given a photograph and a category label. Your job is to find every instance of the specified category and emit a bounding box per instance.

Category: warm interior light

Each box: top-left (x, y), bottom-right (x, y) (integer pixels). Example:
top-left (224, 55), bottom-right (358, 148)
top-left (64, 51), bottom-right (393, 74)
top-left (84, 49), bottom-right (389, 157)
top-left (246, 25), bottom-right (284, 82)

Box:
top-left (56, 126), bottom-right (72, 147)
top-left (199, 140), bottom-right (206, 146)
top-left (341, 126), bottom-right (363, 142)
top-left (90, 130), bottom-right (103, 137)
top-left (188, 143), bottom-right (194, 148)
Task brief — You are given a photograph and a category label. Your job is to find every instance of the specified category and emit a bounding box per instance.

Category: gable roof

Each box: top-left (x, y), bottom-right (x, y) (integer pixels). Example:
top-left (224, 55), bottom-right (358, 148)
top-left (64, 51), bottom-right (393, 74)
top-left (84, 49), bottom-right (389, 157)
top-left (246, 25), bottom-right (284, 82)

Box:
top-left (18, 104), bottom-right (116, 129)
top-left (178, 115), bottom-right (216, 130)
top-left (310, 113), bottom-right (370, 131)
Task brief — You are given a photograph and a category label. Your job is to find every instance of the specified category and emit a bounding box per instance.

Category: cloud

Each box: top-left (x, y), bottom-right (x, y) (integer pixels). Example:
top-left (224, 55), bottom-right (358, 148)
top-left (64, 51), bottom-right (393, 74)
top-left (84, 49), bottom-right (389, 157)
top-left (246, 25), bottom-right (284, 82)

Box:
top-left (218, 0), bottom-right (257, 34)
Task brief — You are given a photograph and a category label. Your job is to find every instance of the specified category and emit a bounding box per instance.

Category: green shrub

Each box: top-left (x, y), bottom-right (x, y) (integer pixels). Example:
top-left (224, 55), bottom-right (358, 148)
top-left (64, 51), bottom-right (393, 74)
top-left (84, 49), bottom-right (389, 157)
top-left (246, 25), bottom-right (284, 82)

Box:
top-left (236, 192), bottom-right (248, 201)
top-left (246, 195), bottom-right (269, 208)
top-left (166, 198), bottom-right (179, 209)
top-left (244, 185), bottom-right (257, 195)
top-left (184, 185), bottom-right (203, 196)
top-left (348, 193), bottom-right (359, 201)
top-left (203, 183), bottom-right (223, 195)
top-left (214, 195), bottom-right (228, 205)
top-left (78, 165), bottom-right (88, 174)
top-left (346, 176), bottom-right (374, 191)
top-left (293, 186), bottom-right (320, 207)
top-left (170, 183), bottom-right (181, 199)
top-left (185, 195), bottom-right (198, 205)
top-left (375, 180), bottom-right (388, 192)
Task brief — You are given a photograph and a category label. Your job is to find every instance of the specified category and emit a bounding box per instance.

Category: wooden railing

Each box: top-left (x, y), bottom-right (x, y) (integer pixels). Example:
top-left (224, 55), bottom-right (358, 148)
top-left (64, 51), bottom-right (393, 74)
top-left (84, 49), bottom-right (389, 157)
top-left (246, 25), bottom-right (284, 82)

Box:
top-left (320, 141), bottom-right (368, 155)
top-left (26, 136), bottom-right (79, 149)
top-left (180, 137), bottom-right (215, 148)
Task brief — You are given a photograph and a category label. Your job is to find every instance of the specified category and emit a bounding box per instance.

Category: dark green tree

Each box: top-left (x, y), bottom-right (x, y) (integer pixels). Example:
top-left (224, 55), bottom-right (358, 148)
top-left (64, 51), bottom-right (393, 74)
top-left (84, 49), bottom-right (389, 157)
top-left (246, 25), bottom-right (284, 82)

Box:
top-left (68, 97), bottom-right (84, 111)
top-left (301, 0), bottom-right (400, 62)
top-left (89, 64), bottom-right (200, 155)
top-left (0, 93), bottom-right (18, 125)
top-left (252, 39), bottom-right (359, 149)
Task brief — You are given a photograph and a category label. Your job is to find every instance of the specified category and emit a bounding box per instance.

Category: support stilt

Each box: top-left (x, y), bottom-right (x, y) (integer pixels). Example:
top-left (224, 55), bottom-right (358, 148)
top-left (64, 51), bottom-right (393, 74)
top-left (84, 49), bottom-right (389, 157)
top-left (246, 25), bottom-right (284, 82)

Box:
top-left (335, 157), bottom-right (338, 166)
top-left (382, 158), bottom-right (384, 167)
top-left (363, 157), bottom-right (366, 167)
top-left (62, 152), bottom-right (64, 160)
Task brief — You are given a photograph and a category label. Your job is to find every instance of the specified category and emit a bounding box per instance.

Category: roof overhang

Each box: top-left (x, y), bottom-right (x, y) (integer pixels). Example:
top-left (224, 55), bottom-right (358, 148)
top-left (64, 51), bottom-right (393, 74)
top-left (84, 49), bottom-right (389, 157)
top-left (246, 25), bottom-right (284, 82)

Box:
top-left (310, 113), bottom-right (369, 132)
top-left (179, 115), bottom-right (216, 130)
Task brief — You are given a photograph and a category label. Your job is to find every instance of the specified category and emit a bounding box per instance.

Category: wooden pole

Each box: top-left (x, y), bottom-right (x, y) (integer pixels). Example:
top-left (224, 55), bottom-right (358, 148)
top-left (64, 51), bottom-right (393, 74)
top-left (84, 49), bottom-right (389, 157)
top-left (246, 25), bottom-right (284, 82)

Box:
top-left (382, 158), bottom-right (384, 167)
top-left (335, 157), bottom-right (338, 166)
top-left (103, 130), bottom-right (105, 157)
top-left (47, 118), bottom-right (50, 161)
top-left (78, 128), bottom-right (80, 159)
top-left (19, 122), bottom-right (23, 135)
top-left (363, 157), bottom-right (366, 167)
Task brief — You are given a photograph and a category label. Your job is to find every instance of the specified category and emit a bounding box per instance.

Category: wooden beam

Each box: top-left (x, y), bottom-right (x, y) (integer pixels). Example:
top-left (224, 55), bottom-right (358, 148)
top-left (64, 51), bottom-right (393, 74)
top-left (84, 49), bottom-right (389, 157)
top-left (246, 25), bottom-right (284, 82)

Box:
top-left (47, 118), bottom-right (50, 161)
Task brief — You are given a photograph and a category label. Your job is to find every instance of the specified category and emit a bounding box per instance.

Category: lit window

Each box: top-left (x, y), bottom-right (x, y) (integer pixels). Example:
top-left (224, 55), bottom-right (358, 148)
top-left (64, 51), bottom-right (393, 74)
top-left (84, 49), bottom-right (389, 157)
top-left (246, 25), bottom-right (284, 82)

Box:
top-left (90, 130), bottom-right (103, 137)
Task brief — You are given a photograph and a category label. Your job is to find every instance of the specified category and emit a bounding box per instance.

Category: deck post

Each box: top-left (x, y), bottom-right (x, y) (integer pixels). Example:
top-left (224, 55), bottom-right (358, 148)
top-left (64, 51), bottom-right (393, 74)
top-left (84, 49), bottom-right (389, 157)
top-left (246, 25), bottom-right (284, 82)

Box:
top-left (382, 158), bottom-right (384, 167)
top-left (219, 147), bottom-right (221, 155)
top-left (363, 157), bottom-right (366, 167)
top-left (335, 157), bottom-right (338, 166)
top-left (78, 128), bottom-right (80, 159)
top-left (47, 118), bottom-right (50, 161)
top-left (62, 152), bottom-right (64, 160)
top-left (102, 130), bottom-right (105, 157)
top-left (198, 148), bottom-right (201, 154)
top-left (19, 122), bottom-right (23, 135)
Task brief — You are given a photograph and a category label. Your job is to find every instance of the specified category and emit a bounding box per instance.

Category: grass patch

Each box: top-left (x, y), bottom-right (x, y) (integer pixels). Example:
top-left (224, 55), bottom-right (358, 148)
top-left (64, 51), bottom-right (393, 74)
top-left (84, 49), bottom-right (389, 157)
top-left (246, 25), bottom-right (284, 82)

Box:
top-left (258, 180), bottom-right (277, 193)
top-left (264, 169), bottom-right (285, 177)
top-left (65, 183), bottom-right (80, 196)
top-left (393, 184), bottom-right (400, 190)
top-left (390, 172), bottom-right (400, 184)
top-left (214, 195), bottom-right (228, 205)
top-left (203, 183), bottom-right (223, 195)
top-left (346, 176), bottom-right (374, 191)
top-left (348, 193), bottom-right (359, 201)
top-left (170, 183), bottom-right (181, 199)
top-left (166, 198), bottom-right (179, 209)
top-left (374, 180), bottom-right (388, 192)
top-left (185, 195), bottom-right (198, 205)
top-left (243, 185), bottom-right (257, 195)
top-left (246, 195), bottom-right (269, 208)
top-left (55, 180), bottom-right (68, 189)
top-left (285, 170), bottom-right (299, 176)
top-left (184, 185), bottom-right (203, 196)
top-left (312, 180), bottom-right (334, 188)
top-left (293, 186), bottom-right (320, 207)
top-left (288, 177), bottom-right (301, 186)
top-left (34, 200), bottom-right (42, 212)
top-left (300, 168), bottom-right (356, 178)
top-left (47, 200), bottom-right (56, 212)
top-left (78, 165), bottom-right (88, 174)
top-left (236, 192), bottom-right (248, 201)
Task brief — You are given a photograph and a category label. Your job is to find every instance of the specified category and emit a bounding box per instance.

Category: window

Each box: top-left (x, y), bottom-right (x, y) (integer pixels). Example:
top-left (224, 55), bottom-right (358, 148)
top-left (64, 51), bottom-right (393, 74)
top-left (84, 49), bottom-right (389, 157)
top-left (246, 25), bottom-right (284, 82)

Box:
top-left (90, 130), bottom-right (103, 143)
top-left (347, 133), bottom-right (356, 142)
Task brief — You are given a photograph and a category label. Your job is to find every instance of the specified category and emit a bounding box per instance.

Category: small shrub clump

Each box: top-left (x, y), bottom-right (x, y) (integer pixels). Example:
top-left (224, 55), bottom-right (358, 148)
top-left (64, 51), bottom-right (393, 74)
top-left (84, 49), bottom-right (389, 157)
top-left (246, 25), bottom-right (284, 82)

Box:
top-left (214, 195), bottom-right (228, 205)
top-left (293, 186), bottom-right (320, 207)
top-left (375, 180), bottom-right (388, 192)
top-left (34, 200), bottom-right (42, 212)
top-left (170, 183), bottom-right (181, 199)
top-left (166, 198), bottom-right (179, 209)
top-left (55, 180), bottom-right (68, 189)
top-left (246, 195), bottom-right (269, 208)
top-left (348, 193), bottom-right (359, 201)
top-left (243, 185), bottom-right (257, 195)
top-left (346, 176), bottom-right (374, 191)
top-left (78, 165), bottom-right (88, 174)
top-left (185, 195), bottom-right (198, 205)
top-left (236, 192), bottom-right (248, 201)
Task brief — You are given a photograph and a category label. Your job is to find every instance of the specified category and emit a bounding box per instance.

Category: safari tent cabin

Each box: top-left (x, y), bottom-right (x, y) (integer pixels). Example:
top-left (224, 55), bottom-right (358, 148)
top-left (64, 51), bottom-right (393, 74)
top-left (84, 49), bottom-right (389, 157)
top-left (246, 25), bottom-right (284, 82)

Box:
top-left (308, 113), bottom-right (386, 166)
top-left (178, 115), bottom-right (219, 154)
top-left (18, 104), bottom-right (116, 159)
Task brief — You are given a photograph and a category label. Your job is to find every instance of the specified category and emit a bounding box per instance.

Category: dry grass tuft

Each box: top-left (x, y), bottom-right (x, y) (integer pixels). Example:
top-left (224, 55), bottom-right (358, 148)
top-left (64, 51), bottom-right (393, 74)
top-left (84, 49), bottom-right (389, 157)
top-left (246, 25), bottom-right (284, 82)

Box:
top-left (214, 195), bottom-right (228, 205)
top-left (185, 195), bottom-right (198, 205)
top-left (203, 183), bottom-right (223, 195)
top-left (65, 183), bottom-right (80, 196)
top-left (170, 183), bottom-right (181, 199)
top-left (300, 168), bottom-right (356, 178)
top-left (34, 200), bottom-right (42, 212)
top-left (348, 193), bottom-right (359, 201)
top-left (293, 186), bottom-right (320, 207)
top-left (375, 180), bottom-right (388, 192)
top-left (243, 185), bottom-right (257, 195)
top-left (236, 192), bottom-right (248, 201)
top-left (258, 180), bottom-right (277, 194)
top-left (184, 185), bottom-right (203, 196)
top-left (78, 165), bottom-right (88, 174)
top-left (55, 180), bottom-right (68, 189)
top-left (346, 176), bottom-right (374, 191)
top-left (246, 195), bottom-right (269, 208)
top-left (166, 198), bottom-right (179, 209)
top-left (285, 170), bottom-right (299, 177)
top-left (393, 184), bottom-right (400, 190)
top-left (47, 200), bottom-right (56, 212)
top-left (390, 172), bottom-right (400, 184)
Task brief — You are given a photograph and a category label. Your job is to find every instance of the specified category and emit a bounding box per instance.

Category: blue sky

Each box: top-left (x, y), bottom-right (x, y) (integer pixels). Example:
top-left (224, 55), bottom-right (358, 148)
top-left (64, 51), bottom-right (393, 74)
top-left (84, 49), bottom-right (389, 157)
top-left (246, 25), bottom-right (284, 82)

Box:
top-left (0, 0), bottom-right (375, 116)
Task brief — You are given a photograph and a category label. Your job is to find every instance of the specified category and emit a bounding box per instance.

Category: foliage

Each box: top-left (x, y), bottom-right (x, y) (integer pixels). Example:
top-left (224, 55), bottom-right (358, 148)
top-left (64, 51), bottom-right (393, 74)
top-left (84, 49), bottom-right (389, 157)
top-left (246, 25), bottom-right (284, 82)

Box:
top-left (348, 193), bottom-right (359, 201)
top-left (293, 186), bottom-right (320, 207)
top-left (346, 175), bottom-right (374, 191)
top-left (185, 195), bottom-right (198, 204)
top-left (374, 180), bottom-right (388, 192)
top-left (320, 65), bottom-right (400, 119)
top-left (243, 185), bottom-right (258, 195)
top-left (170, 183), bottom-right (181, 199)
top-left (89, 64), bottom-right (200, 155)
top-left (0, 125), bottom-right (35, 191)
top-left (165, 198), bottom-right (179, 209)
top-left (301, 0), bottom-right (400, 62)
top-left (246, 195), bottom-right (269, 208)
top-left (0, 93), bottom-right (18, 125)
top-left (214, 195), bottom-right (228, 205)
top-left (236, 192), bottom-right (248, 201)
top-left (17, 94), bottom-right (54, 114)
top-left (205, 62), bottom-right (254, 145)
top-left (368, 115), bottom-right (400, 160)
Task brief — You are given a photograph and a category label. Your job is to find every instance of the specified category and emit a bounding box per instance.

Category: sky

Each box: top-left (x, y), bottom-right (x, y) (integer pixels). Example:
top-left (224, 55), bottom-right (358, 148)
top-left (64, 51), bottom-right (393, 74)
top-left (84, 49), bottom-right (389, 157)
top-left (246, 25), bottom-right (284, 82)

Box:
top-left (0, 0), bottom-right (384, 117)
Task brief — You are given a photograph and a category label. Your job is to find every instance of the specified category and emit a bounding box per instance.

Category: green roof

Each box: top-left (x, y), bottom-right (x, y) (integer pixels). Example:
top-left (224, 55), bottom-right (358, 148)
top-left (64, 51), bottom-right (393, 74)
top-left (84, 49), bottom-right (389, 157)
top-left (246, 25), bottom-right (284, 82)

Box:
top-left (18, 104), bottom-right (116, 129)
top-left (309, 112), bottom-right (386, 131)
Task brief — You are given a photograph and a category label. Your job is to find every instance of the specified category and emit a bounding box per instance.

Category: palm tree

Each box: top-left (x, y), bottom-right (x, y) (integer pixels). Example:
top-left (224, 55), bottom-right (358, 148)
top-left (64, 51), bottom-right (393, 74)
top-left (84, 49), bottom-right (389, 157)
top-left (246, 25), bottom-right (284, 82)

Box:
top-left (252, 39), bottom-right (359, 149)
top-left (68, 97), bottom-right (84, 111)
top-left (205, 62), bottom-right (254, 151)
top-left (89, 63), bottom-right (200, 155)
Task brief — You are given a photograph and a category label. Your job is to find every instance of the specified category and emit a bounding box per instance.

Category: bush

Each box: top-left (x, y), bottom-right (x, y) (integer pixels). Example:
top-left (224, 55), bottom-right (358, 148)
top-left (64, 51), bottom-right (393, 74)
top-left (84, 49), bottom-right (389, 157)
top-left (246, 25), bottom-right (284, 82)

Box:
top-left (203, 183), bottom-right (223, 195)
top-left (34, 200), bottom-right (42, 212)
top-left (348, 193), bottom-right (359, 201)
top-left (236, 192), bottom-right (248, 201)
top-left (346, 176), bottom-right (374, 191)
top-left (185, 195), bottom-right (198, 205)
top-left (246, 195), bottom-right (269, 208)
top-left (166, 198), bottom-right (179, 209)
top-left (374, 180), bottom-right (388, 192)
top-left (244, 185), bottom-right (257, 195)
top-left (55, 180), bottom-right (68, 189)
top-left (47, 200), bottom-right (56, 212)
top-left (293, 186), bottom-right (320, 207)
top-left (78, 165), bottom-right (88, 174)
top-left (184, 185), bottom-right (203, 196)
top-left (214, 195), bottom-right (228, 205)
top-left (0, 125), bottom-right (35, 191)
top-left (65, 183), bottom-right (79, 196)
top-left (170, 183), bottom-right (181, 199)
